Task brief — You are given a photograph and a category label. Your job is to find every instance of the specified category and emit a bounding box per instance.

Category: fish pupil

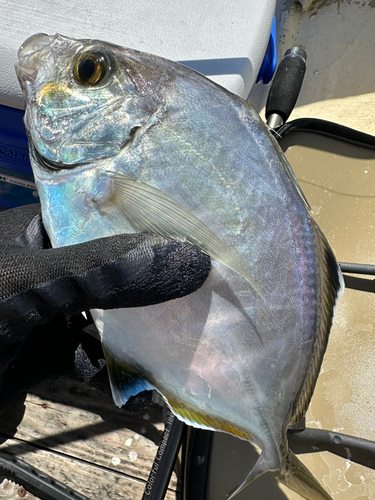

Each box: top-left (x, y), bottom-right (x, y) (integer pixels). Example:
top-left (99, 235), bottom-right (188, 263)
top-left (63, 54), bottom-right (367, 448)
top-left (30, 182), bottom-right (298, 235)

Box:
top-left (78, 58), bottom-right (97, 82)
top-left (73, 50), bottom-right (112, 85)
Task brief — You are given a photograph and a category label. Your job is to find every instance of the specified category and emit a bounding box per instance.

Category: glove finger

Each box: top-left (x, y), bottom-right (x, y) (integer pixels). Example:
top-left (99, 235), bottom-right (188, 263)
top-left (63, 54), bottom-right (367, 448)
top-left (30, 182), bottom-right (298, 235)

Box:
top-left (1, 232), bottom-right (211, 336)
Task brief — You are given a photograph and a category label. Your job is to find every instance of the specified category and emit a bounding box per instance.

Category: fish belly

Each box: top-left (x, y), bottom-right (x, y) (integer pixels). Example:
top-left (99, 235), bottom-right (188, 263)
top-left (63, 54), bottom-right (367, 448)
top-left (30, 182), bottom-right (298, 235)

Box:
top-left (92, 260), bottom-right (298, 451)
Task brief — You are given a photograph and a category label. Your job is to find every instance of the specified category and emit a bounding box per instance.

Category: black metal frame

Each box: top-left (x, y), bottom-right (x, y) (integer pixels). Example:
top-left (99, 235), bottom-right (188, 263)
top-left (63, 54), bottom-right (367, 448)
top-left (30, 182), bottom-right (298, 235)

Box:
top-left (0, 452), bottom-right (89, 500)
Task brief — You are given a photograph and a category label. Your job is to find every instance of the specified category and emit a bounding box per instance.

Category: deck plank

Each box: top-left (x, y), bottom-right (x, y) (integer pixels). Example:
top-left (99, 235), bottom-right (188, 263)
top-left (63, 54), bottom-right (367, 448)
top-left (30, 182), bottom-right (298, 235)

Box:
top-left (0, 377), bottom-right (178, 499)
top-left (0, 479), bottom-right (39, 499)
top-left (0, 438), bottom-right (176, 500)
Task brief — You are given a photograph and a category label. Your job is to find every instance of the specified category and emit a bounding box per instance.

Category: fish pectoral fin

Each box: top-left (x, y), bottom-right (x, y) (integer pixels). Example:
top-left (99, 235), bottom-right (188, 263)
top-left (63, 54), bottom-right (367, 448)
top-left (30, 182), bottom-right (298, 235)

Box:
top-left (277, 450), bottom-right (333, 500)
top-left (225, 452), bottom-right (270, 500)
top-left (102, 344), bottom-right (154, 408)
top-left (106, 171), bottom-right (264, 299)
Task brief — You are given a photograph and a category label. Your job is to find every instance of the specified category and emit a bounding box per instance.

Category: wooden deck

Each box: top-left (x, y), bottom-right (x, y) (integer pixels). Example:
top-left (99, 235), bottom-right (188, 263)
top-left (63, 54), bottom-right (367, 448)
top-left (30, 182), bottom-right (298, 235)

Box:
top-left (0, 377), bottom-right (178, 499)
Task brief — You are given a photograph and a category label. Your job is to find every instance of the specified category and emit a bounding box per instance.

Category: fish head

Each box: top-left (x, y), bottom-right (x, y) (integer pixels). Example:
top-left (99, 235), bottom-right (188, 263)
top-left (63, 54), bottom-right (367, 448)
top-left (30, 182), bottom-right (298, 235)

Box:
top-left (16, 33), bottom-right (166, 169)
top-left (16, 33), bottom-right (180, 245)
top-left (16, 33), bottom-right (264, 293)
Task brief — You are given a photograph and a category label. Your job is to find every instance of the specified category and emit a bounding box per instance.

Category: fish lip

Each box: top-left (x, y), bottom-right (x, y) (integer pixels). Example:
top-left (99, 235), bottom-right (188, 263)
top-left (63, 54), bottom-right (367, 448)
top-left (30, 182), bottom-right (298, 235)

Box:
top-left (29, 141), bottom-right (88, 172)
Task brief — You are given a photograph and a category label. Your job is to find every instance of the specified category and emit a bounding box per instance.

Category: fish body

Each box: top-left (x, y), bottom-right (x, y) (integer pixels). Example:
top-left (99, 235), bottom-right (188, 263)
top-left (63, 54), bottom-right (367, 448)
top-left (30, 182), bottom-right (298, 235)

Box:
top-left (16, 34), bottom-right (343, 499)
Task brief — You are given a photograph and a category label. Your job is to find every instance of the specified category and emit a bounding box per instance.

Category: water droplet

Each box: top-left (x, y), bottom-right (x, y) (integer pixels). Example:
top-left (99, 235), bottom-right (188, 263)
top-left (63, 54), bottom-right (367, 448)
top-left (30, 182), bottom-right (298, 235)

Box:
top-left (312, 205), bottom-right (321, 215)
top-left (128, 450), bottom-right (138, 462)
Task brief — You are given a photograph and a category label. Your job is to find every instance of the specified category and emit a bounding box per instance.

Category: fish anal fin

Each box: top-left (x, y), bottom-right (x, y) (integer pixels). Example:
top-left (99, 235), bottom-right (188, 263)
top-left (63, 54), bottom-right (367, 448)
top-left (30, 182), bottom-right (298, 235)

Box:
top-left (291, 218), bottom-right (344, 424)
top-left (278, 450), bottom-right (333, 500)
top-left (165, 393), bottom-right (252, 441)
top-left (102, 345), bottom-right (154, 408)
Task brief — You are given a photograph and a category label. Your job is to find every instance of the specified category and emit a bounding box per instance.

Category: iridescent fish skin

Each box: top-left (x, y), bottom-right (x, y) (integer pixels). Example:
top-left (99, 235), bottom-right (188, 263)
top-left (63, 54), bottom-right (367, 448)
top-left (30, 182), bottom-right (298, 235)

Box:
top-left (16, 34), bottom-right (343, 500)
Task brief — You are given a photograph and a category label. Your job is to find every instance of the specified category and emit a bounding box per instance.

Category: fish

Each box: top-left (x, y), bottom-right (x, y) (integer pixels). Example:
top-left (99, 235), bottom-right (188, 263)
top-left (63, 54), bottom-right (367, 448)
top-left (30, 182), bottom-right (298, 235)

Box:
top-left (16, 33), bottom-right (343, 500)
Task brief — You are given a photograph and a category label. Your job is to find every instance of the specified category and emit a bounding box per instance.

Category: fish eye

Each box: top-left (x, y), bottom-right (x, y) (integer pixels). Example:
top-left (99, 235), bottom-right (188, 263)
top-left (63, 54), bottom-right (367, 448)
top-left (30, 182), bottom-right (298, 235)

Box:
top-left (73, 50), bottom-right (112, 86)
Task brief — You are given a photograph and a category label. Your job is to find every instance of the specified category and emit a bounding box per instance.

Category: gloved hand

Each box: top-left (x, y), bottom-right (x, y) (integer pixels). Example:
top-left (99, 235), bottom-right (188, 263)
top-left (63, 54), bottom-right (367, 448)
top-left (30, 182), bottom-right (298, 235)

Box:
top-left (0, 203), bottom-right (210, 410)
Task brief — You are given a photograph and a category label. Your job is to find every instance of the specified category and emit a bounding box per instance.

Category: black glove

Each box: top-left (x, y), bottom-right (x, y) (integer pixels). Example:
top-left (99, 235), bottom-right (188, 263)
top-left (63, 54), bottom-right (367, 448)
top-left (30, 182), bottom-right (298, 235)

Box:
top-left (0, 204), bottom-right (210, 410)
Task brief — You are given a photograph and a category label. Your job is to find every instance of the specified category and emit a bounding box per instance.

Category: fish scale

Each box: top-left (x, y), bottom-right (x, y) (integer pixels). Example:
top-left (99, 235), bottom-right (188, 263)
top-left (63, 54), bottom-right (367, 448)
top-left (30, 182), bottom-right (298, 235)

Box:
top-left (16, 33), bottom-right (343, 500)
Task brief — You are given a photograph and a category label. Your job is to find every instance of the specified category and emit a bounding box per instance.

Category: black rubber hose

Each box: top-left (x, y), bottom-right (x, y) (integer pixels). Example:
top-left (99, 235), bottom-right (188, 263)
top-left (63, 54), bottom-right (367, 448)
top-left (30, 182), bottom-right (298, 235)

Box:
top-left (289, 428), bottom-right (375, 470)
top-left (275, 117), bottom-right (375, 150)
top-left (340, 262), bottom-right (375, 275)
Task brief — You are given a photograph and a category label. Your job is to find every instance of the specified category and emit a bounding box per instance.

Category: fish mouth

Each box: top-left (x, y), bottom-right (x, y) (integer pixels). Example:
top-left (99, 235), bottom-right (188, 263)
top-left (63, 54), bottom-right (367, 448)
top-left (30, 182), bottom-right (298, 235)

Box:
top-left (29, 126), bottom-right (143, 173)
top-left (35, 150), bottom-right (78, 171)
top-left (30, 142), bottom-right (91, 172)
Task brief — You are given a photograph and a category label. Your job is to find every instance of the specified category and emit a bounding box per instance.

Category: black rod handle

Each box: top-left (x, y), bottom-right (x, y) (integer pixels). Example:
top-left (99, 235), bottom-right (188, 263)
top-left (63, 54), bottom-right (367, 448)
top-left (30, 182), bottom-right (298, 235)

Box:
top-left (142, 413), bottom-right (186, 500)
top-left (266, 47), bottom-right (307, 128)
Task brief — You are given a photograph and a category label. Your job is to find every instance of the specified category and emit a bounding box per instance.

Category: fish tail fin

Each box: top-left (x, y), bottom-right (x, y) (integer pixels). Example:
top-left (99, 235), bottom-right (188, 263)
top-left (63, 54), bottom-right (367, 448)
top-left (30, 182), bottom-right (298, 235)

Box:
top-left (224, 448), bottom-right (332, 500)
top-left (277, 449), bottom-right (332, 500)
top-left (225, 452), bottom-right (269, 500)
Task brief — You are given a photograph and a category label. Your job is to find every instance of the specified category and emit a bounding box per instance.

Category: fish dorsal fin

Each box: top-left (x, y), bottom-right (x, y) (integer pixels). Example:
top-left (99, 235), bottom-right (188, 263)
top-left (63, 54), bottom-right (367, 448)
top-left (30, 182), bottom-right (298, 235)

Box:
top-left (106, 171), bottom-right (264, 299)
top-left (281, 153), bottom-right (311, 212)
top-left (290, 218), bottom-right (344, 424)
top-left (268, 131), bottom-right (312, 213)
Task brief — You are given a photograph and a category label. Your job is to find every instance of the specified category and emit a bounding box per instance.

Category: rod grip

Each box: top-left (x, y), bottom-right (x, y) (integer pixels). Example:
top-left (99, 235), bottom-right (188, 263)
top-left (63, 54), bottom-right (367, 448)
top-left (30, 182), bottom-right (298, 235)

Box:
top-left (266, 47), bottom-right (307, 126)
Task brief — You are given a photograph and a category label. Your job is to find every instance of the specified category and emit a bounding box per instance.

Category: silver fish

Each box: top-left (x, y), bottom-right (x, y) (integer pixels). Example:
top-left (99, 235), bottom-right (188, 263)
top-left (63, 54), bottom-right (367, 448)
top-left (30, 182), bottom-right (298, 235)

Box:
top-left (16, 33), bottom-right (343, 500)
